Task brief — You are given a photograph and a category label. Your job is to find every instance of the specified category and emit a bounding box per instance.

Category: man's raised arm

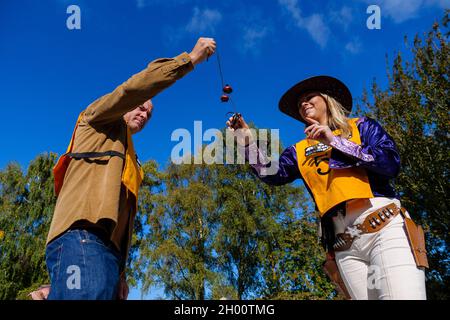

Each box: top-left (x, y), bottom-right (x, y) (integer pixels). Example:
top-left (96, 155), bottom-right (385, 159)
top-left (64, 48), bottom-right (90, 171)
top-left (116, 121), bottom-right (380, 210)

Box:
top-left (84, 37), bottom-right (216, 125)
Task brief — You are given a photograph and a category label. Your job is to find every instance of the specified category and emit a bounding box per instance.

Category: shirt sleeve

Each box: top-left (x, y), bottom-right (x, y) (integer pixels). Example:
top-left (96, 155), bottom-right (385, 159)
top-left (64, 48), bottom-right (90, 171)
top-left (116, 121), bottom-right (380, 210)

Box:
top-left (330, 136), bottom-right (375, 162)
top-left (329, 117), bottom-right (400, 178)
top-left (83, 52), bottom-right (194, 126)
top-left (245, 142), bottom-right (301, 186)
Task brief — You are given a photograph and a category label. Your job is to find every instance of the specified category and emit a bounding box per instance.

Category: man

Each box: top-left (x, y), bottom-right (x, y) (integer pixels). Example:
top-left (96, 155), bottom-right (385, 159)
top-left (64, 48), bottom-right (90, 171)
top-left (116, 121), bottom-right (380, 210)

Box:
top-left (45, 37), bottom-right (216, 300)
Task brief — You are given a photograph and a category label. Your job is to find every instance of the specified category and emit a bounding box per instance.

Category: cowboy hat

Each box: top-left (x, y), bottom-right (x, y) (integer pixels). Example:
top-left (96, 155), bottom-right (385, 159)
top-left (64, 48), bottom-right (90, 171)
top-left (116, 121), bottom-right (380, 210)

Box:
top-left (278, 75), bottom-right (352, 123)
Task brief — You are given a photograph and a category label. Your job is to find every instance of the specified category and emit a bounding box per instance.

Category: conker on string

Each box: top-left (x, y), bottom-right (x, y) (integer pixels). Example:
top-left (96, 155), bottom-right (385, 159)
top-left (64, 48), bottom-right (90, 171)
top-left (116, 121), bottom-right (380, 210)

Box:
top-left (223, 84), bottom-right (233, 94)
top-left (220, 94), bottom-right (230, 102)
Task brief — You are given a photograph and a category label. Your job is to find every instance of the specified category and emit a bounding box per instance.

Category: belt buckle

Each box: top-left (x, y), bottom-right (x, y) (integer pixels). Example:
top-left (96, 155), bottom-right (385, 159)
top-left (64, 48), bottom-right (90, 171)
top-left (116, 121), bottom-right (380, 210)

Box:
top-left (333, 226), bottom-right (362, 251)
top-left (346, 225), bottom-right (363, 238)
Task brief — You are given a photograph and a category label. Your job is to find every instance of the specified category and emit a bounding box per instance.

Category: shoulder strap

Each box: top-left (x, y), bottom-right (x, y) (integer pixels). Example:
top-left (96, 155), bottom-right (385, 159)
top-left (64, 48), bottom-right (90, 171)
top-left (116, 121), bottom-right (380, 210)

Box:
top-left (65, 112), bottom-right (126, 160)
top-left (67, 151), bottom-right (125, 160)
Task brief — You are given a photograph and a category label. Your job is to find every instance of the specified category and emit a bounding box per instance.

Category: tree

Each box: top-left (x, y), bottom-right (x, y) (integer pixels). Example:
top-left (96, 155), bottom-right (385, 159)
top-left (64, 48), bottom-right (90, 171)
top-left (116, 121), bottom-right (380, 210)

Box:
top-left (126, 159), bottom-right (162, 291)
top-left (211, 129), bottom-right (336, 299)
top-left (0, 154), bottom-right (57, 299)
top-left (134, 128), bottom-right (336, 300)
top-left (211, 160), bottom-right (298, 300)
top-left (133, 159), bottom-right (222, 300)
top-left (259, 213), bottom-right (337, 300)
top-left (211, 158), bottom-right (333, 299)
top-left (359, 11), bottom-right (449, 299)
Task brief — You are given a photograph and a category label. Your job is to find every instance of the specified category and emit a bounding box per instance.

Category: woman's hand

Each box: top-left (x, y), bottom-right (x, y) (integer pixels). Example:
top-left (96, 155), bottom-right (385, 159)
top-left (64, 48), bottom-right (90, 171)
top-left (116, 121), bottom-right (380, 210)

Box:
top-left (226, 114), bottom-right (254, 146)
top-left (226, 113), bottom-right (249, 130)
top-left (304, 117), bottom-right (334, 145)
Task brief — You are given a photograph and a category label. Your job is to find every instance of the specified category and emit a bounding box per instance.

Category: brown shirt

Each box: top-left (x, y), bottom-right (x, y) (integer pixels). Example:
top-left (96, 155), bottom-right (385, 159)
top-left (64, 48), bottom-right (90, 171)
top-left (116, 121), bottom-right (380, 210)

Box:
top-left (46, 52), bottom-right (194, 265)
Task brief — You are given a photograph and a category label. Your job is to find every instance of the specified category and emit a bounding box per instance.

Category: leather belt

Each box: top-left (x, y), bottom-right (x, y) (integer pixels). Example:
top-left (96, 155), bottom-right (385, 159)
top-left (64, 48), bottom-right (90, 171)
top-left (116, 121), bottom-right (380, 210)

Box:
top-left (333, 202), bottom-right (403, 252)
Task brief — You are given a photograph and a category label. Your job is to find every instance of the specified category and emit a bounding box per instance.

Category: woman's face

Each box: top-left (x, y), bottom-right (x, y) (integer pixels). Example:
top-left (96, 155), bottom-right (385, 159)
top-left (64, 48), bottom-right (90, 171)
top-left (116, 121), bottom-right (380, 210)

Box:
top-left (298, 92), bottom-right (328, 124)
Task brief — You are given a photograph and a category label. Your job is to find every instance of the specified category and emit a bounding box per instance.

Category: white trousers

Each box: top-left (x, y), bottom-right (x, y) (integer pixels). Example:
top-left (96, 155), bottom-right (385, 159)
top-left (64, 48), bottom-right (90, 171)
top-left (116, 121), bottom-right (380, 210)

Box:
top-left (334, 197), bottom-right (427, 300)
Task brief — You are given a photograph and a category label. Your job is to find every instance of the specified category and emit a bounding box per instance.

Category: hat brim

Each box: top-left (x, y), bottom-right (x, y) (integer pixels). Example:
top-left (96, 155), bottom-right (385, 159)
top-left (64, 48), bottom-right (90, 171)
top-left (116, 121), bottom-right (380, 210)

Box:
top-left (278, 76), bottom-right (352, 124)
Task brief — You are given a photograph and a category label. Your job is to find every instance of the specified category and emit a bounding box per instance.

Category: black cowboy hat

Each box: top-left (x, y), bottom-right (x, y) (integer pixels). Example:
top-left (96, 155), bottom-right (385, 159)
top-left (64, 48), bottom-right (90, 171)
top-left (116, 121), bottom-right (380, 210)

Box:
top-left (278, 75), bottom-right (352, 123)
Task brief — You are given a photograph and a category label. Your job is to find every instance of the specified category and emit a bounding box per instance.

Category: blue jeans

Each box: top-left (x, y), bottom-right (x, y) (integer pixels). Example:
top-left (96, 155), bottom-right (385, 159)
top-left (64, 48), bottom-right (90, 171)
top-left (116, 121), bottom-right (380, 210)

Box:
top-left (45, 229), bottom-right (122, 300)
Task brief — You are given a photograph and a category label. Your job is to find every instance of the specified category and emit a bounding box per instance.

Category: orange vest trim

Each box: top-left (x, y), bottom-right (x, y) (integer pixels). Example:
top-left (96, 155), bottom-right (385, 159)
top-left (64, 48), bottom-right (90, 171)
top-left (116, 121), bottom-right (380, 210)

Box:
top-left (295, 118), bottom-right (374, 216)
top-left (53, 112), bottom-right (84, 196)
top-left (121, 126), bottom-right (144, 203)
top-left (53, 114), bottom-right (144, 204)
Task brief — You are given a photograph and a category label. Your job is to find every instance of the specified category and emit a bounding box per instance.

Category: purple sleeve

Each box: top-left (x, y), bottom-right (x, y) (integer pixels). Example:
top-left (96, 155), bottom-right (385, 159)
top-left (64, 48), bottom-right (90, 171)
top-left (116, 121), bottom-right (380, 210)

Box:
top-left (330, 136), bottom-right (375, 162)
top-left (329, 117), bottom-right (400, 178)
top-left (245, 142), bottom-right (301, 186)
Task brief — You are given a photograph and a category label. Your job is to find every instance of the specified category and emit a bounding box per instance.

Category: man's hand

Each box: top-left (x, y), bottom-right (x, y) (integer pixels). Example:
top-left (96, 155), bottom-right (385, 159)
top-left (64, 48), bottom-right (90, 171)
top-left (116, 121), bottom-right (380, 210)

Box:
top-left (29, 285), bottom-right (51, 300)
top-left (304, 117), bottom-right (334, 145)
top-left (117, 275), bottom-right (129, 300)
top-left (189, 37), bottom-right (217, 66)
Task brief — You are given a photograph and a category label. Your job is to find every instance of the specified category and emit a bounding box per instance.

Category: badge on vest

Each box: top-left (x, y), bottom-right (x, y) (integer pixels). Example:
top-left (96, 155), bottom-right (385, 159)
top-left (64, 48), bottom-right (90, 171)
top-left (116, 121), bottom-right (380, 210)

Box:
top-left (305, 143), bottom-right (331, 157)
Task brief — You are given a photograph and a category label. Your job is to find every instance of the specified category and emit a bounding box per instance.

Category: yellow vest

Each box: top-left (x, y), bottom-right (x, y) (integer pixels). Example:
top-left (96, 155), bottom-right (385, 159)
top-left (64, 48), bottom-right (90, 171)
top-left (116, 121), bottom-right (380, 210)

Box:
top-left (122, 126), bottom-right (144, 201)
top-left (295, 118), bottom-right (373, 216)
top-left (53, 113), bottom-right (144, 205)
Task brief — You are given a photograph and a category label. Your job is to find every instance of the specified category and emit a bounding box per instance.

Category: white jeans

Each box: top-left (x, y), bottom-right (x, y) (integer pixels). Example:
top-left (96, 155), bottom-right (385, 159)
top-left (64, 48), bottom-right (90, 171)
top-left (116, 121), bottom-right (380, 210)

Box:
top-left (334, 197), bottom-right (427, 300)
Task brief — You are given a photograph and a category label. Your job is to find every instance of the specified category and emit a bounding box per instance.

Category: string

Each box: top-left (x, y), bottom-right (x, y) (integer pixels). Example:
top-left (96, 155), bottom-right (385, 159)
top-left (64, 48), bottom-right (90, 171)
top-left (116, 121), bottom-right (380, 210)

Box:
top-left (216, 48), bottom-right (237, 114)
top-left (216, 48), bottom-right (225, 89)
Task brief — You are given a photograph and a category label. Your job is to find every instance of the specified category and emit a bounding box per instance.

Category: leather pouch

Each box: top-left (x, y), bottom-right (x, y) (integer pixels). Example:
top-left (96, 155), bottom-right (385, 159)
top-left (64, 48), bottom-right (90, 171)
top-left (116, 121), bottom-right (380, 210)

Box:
top-left (403, 216), bottom-right (429, 268)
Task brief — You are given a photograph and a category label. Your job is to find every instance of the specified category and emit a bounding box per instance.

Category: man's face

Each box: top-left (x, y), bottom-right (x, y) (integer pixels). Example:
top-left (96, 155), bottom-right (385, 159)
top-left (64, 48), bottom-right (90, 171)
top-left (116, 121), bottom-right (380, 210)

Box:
top-left (123, 100), bottom-right (153, 134)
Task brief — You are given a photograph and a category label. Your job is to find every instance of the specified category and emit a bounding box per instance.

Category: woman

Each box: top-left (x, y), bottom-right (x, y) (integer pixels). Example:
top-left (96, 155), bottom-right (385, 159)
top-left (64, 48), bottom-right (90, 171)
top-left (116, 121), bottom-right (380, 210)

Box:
top-left (227, 75), bottom-right (427, 300)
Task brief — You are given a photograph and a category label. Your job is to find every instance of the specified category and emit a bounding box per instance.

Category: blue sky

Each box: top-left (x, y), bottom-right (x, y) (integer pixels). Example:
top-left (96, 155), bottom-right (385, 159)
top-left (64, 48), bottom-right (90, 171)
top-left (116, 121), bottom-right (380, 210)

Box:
top-left (0, 0), bottom-right (447, 299)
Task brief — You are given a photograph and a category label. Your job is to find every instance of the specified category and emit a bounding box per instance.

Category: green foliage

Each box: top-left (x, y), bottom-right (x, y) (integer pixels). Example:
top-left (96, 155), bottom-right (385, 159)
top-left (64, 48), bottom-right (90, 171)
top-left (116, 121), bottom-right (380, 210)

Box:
top-left (259, 214), bottom-right (337, 300)
top-left (133, 160), bottom-right (222, 300)
top-left (358, 11), bottom-right (449, 299)
top-left (0, 154), bottom-right (57, 299)
top-left (127, 159), bottom-right (162, 290)
top-left (133, 128), bottom-right (336, 300)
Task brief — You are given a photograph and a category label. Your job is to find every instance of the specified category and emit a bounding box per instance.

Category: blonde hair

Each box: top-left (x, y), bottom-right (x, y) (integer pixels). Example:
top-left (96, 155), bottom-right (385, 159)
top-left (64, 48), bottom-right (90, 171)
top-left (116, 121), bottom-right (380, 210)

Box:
top-left (320, 93), bottom-right (352, 139)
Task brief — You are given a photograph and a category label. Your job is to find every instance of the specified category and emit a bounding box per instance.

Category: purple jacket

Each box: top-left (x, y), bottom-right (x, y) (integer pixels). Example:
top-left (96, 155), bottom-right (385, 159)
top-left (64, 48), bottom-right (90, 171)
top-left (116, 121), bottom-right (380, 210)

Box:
top-left (247, 117), bottom-right (400, 201)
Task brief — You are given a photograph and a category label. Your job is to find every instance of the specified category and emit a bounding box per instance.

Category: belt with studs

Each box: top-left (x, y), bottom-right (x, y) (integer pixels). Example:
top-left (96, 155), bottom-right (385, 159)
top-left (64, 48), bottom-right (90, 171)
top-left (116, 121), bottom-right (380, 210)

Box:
top-left (333, 202), bottom-right (402, 252)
